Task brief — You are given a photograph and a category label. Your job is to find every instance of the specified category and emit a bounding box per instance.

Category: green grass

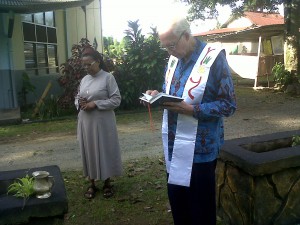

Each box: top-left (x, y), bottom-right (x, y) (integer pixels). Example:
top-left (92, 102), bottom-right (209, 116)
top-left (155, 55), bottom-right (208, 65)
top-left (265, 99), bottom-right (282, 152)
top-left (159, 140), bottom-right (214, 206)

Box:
top-left (26, 156), bottom-right (224, 225)
top-left (0, 119), bottom-right (77, 142)
top-left (0, 109), bottom-right (163, 144)
top-left (62, 157), bottom-right (172, 225)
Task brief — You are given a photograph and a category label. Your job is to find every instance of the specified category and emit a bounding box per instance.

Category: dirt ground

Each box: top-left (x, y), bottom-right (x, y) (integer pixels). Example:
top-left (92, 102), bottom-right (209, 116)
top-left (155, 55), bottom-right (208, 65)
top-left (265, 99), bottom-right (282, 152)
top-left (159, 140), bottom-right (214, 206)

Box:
top-left (1, 81), bottom-right (300, 172)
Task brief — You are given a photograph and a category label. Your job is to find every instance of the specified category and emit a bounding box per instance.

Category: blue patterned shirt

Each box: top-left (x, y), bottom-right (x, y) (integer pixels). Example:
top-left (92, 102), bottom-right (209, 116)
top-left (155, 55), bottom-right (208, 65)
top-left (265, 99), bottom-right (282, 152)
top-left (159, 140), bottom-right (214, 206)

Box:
top-left (163, 39), bottom-right (236, 163)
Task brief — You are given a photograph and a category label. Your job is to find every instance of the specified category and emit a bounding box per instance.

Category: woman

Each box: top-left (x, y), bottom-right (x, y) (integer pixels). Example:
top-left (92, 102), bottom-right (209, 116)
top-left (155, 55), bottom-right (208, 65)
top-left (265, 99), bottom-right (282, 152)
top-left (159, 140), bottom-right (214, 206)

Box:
top-left (75, 47), bottom-right (122, 199)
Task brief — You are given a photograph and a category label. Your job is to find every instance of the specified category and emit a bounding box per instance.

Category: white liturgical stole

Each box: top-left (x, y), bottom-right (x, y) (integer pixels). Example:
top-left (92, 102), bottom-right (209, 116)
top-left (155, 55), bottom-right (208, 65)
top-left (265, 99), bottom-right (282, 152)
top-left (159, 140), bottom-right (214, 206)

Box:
top-left (162, 44), bottom-right (223, 187)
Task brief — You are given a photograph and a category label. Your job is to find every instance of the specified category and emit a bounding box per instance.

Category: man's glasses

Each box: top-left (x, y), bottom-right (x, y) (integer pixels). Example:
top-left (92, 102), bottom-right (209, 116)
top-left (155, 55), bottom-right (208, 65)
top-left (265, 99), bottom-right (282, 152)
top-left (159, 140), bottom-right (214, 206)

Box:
top-left (160, 31), bottom-right (185, 52)
top-left (82, 61), bottom-right (96, 68)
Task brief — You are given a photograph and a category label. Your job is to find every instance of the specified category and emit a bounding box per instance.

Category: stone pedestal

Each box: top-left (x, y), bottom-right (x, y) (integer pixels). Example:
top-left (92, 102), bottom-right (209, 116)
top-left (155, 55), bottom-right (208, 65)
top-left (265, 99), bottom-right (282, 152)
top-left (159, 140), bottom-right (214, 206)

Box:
top-left (217, 130), bottom-right (300, 225)
top-left (0, 165), bottom-right (68, 225)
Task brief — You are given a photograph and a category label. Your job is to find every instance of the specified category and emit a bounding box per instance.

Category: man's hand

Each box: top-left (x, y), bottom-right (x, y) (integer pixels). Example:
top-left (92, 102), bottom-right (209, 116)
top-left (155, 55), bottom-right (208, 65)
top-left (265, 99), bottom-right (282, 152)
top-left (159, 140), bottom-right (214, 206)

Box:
top-left (145, 90), bottom-right (159, 96)
top-left (140, 90), bottom-right (160, 106)
top-left (163, 101), bottom-right (194, 116)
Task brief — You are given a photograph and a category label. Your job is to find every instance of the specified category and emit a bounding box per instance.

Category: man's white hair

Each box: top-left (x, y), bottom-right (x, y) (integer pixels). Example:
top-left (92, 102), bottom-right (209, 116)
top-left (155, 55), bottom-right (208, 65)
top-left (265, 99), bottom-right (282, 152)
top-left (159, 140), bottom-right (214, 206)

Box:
top-left (156, 6), bottom-right (191, 37)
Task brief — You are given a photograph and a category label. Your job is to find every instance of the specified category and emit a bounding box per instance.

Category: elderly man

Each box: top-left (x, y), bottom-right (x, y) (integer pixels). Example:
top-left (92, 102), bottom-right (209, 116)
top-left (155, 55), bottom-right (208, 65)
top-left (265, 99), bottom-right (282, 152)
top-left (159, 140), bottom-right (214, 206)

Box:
top-left (144, 15), bottom-right (236, 225)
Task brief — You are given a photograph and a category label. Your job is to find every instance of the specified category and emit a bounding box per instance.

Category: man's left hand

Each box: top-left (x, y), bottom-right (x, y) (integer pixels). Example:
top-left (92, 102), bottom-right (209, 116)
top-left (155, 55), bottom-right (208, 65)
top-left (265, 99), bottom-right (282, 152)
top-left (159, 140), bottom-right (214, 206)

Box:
top-left (162, 101), bottom-right (194, 116)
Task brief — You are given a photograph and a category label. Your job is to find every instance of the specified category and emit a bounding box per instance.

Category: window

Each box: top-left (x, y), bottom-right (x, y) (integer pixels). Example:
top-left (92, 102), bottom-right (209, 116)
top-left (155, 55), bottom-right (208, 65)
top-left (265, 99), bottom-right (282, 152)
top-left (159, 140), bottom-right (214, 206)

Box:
top-left (22, 11), bottom-right (58, 75)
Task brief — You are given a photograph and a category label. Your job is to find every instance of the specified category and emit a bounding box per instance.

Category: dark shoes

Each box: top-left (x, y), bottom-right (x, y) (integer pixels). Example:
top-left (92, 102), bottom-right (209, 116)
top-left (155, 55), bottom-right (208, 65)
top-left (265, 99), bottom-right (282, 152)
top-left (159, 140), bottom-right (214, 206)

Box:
top-left (84, 183), bottom-right (114, 199)
top-left (84, 185), bottom-right (99, 199)
top-left (103, 184), bottom-right (114, 198)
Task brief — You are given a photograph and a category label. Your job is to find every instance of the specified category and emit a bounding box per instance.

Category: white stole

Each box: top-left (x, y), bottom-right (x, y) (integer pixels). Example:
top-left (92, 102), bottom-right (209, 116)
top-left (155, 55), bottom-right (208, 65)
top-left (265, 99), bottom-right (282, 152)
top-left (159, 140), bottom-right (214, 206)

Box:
top-left (162, 44), bottom-right (223, 187)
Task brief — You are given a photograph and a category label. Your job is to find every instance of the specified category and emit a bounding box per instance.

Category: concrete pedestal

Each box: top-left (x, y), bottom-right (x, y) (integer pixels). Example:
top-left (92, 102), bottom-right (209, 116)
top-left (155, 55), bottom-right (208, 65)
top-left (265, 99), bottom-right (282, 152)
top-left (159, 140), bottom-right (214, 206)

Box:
top-left (0, 165), bottom-right (68, 225)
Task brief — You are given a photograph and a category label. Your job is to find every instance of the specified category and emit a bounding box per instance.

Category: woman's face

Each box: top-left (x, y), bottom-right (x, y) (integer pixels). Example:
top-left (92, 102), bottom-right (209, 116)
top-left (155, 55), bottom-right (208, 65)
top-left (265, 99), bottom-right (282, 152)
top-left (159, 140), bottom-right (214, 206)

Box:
top-left (82, 56), bottom-right (100, 75)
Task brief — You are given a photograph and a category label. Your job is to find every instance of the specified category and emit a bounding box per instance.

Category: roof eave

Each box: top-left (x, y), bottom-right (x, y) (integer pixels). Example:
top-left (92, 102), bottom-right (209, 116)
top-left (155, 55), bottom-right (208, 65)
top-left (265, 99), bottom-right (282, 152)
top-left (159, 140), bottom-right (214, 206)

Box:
top-left (0, 0), bottom-right (94, 14)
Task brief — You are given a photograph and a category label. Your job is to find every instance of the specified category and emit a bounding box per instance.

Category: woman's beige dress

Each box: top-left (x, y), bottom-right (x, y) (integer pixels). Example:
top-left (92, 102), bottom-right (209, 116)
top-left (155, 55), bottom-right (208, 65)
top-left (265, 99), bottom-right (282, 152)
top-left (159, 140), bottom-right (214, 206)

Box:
top-left (75, 70), bottom-right (122, 180)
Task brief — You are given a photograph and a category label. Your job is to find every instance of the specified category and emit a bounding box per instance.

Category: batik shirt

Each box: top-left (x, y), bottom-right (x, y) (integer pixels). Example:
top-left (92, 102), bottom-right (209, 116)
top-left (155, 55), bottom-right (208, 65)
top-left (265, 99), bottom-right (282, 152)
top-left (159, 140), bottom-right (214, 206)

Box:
top-left (163, 39), bottom-right (237, 163)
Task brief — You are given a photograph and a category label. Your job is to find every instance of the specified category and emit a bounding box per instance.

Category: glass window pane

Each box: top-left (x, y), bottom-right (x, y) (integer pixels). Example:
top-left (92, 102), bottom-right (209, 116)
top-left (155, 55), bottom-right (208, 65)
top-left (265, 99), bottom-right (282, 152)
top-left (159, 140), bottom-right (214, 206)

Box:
top-left (24, 43), bottom-right (36, 69)
top-left (34, 13), bottom-right (44, 25)
top-left (45, 11), bottom-right (54, 27)
top-left (21, 14), bottom-right (33, 22)
top-left (47, 27), bottom-right (57, 43)
top-left (36, 25), bottom-right (47, 42)
top-left (36, 44), bottom-right (47, 69)
top-left (48, 45), bottom-right (58, 68)
top-left (23, 23), bottom-right (36, 42)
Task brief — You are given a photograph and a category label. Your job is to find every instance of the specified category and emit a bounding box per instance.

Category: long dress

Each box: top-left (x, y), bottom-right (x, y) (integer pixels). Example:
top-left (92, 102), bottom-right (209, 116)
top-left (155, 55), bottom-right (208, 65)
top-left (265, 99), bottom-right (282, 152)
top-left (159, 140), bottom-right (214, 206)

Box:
top-left (75, 70), bottom-right (122, 181)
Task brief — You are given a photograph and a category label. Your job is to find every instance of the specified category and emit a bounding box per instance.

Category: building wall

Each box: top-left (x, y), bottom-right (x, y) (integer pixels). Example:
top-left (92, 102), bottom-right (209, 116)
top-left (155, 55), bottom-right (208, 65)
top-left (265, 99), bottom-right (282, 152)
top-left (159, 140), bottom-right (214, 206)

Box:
top-left (227, 17), bottom-right (252, 28)
top-left (0, 0), bottom-right (103, 113)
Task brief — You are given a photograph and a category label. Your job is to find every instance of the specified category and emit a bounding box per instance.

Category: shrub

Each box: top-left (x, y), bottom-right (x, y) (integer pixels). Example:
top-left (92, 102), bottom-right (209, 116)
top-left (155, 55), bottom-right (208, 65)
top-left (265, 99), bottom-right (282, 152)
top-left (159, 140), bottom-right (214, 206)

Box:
top-left (272, 62), bottom-right (294, 89)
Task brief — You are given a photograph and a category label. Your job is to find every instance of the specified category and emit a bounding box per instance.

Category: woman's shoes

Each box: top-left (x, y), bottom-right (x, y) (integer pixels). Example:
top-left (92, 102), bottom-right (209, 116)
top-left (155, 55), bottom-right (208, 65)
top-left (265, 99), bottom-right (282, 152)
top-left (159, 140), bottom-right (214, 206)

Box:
top-left (84, 184), bottom-right (114, 199)
top-left (84, 185), bottom-right (99, 199)
top-left (103, 184), bottom-right (114, 198)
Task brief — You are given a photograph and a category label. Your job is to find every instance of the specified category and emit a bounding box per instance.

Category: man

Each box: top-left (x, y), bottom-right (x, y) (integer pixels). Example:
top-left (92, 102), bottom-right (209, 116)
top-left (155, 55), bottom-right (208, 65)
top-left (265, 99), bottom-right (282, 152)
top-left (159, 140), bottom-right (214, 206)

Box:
top-left (145, 16), bottom-right (236, 225)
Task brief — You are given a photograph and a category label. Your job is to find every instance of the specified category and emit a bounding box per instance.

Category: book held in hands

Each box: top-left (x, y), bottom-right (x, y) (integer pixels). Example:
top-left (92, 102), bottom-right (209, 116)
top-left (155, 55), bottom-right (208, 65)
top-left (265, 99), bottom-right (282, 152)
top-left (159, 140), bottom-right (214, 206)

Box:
top-left (139, 93), bottom-right (183, 106)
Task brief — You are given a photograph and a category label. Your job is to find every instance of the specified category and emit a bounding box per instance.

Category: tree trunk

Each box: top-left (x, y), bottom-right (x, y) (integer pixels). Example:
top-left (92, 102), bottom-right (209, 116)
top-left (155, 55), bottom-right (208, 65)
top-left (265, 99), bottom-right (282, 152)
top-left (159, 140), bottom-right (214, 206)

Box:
top-left (284, 0), bottom-right (300, 75)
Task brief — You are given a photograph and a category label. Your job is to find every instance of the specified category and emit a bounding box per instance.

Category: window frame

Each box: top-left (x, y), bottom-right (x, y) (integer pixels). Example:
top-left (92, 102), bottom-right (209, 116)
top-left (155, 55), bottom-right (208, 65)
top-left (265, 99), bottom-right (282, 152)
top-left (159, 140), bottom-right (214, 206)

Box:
top-left (22, 11), bottom-right (58, 75)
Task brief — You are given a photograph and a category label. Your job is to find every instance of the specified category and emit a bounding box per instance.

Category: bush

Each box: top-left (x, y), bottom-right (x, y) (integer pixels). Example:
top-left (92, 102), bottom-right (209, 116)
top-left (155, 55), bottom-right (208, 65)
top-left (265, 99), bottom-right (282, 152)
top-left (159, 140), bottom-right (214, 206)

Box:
top-left (108, 20), bottom-right (168, 110)
top-left (272, 62), bottom-right (295, 88)
top-left (58, 21), bottom-right (168, 112)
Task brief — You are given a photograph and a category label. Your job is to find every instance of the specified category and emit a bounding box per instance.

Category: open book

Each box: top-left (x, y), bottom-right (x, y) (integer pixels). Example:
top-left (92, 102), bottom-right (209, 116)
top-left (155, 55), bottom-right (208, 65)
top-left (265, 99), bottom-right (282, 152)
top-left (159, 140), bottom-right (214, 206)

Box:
top-left (139, 93), bottom-right (183, 106)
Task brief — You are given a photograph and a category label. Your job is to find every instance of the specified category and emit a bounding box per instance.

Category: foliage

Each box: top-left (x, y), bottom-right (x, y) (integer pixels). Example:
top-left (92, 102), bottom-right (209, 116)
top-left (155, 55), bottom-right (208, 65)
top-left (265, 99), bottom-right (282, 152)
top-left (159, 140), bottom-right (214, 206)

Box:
top-left (7, 174), bottom-right (35, 209)
top-left (292, 135), bottom-right (300, 147)
top-left (272, 62), bottom-right (295, 88)
top-left (37, 95), bottom-right (61, 120)
top-left (58, 22), bottom-right (167, 111)
top-left (109, 20), bottom-right (168, 109)
top-left (57, 38), bottom-right (92, 110)
top-left (57, 38), bottom-right (114, 110)
top-left (18, 72), bottom-right (36, 107)
top-left (181, 0), bottom-right (283, 21)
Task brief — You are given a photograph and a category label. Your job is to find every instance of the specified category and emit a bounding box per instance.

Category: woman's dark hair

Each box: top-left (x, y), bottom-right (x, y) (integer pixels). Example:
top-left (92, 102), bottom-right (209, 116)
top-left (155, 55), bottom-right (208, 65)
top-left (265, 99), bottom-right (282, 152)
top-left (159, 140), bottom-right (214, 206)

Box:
top-left (82, 47), bottom-right (109, 72)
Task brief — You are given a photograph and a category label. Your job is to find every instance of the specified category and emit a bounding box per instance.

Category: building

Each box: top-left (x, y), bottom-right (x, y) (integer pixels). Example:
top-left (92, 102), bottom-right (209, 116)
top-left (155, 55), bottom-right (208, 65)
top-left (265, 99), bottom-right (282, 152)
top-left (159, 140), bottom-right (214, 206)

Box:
top-left (194, 11), bottom-right (285, 87)
top-left (0, 0), bottom-right (103, 124)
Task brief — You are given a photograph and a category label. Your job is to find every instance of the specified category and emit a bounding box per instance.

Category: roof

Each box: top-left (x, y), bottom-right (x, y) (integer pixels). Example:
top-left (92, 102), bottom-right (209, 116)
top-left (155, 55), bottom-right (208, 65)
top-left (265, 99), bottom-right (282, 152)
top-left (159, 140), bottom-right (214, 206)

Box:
top-left (194, 11), bottom-right (285, 42)
top-left (0, 0), bottom-right (93, 14)
top-left (238, 11), bottom-right (284, 26)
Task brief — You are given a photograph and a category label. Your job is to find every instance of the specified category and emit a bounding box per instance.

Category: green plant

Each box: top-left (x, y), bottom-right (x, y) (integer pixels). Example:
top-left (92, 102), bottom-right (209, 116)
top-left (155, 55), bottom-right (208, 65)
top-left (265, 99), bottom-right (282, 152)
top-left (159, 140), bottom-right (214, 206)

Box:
top-left (18, 72), bottom-right (36, 108)
top-left (272, 62), bottom-right (294, 88)
top-left (292, 135), bottom-right (300, 147)
top-left (58, 38), bottom-right (114, 110)
top-left (112, 20), bottom-right (168, 110)
top-left (38, 95), bottom-right (61, 120)
top-left (7, 174), bottom-right (35, 209)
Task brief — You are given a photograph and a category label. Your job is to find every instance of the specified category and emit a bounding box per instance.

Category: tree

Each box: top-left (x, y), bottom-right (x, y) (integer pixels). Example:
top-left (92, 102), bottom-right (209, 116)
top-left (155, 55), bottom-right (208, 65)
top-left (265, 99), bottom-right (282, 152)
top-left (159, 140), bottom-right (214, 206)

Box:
top-left (103, 20), bottom-right (168, 110)
top-left (182, 0), bottom-right (300, 77)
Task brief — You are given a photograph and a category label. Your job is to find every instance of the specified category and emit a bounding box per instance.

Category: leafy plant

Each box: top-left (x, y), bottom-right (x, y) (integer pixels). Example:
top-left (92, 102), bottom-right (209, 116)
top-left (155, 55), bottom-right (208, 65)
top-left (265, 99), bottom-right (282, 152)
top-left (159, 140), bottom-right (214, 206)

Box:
top-left (38, 95), bottom-right (61, 120)
top-left (111, 20), bottom-right (168, 109)
top-left (292, 135), bottom-right (300, 147)
top-left (18, 72), bottom-right (36, 108)
top-left (272, 62), bottom-right (294, 89)
top-left (57, 38), bottom-right (92, 110)
top-left (7, 174), bottom-right (35, 209)
top-left (58, 38), bottom-right (113, 110)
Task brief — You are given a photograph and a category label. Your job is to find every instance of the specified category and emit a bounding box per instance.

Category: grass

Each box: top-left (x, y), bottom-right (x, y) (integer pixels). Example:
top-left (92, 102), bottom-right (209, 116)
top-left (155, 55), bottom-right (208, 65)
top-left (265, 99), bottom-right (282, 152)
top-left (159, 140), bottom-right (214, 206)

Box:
top-left (0, 109), bottom-right (162, 144)
top-left (61, 157), bottom-right (173, 225)
top-left (0, 109), bottom-right (175, 224)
